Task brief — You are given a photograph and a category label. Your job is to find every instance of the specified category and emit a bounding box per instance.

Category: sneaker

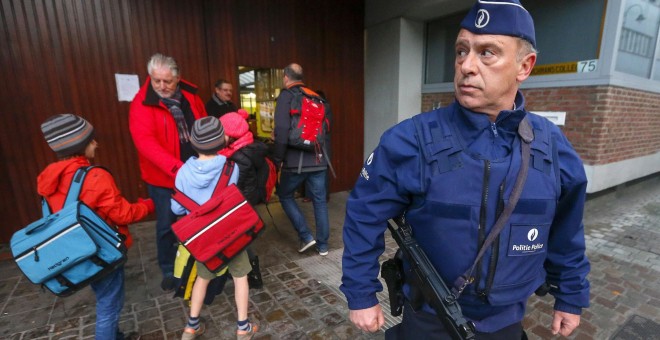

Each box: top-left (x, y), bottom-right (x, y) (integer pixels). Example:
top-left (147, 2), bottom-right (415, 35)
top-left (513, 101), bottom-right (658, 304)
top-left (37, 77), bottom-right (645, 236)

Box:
top-left (161, 276), bottom-right (176, 292)
top-left (236, 322), bottom-right (259, 340)
top-left (318, 247), bottom-right (329, 256)
top-left (298, 239), bottom-right (316, 253)
top-left (181, 321), bottom-right (205, 340)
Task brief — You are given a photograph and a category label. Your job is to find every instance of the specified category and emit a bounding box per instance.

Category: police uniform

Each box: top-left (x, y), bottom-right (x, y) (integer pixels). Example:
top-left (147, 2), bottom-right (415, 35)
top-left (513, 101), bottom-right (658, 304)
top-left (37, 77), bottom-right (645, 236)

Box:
top-left (340, 92), bottom-right (590, 334)
top-left (340, 2), bottom-right (590, 335)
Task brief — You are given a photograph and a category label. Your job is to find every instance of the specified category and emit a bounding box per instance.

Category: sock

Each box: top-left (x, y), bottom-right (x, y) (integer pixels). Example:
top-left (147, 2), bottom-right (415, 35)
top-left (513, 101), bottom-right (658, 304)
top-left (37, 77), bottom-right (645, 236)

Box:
top-left (237, 319), bottom-right (251, 331)
top-left (187, 316), bottom-right (200, 330)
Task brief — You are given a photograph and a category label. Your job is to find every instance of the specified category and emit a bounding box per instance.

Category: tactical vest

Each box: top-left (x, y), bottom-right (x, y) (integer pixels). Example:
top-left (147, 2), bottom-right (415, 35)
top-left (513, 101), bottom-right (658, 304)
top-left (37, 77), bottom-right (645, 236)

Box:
top-left (404, 105), bottom-right (561, 307)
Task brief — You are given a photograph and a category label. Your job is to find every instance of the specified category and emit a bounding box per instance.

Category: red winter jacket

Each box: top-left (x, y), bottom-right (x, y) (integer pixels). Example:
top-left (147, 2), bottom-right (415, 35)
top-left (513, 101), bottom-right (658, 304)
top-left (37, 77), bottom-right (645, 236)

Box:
top-left (129, 77), bottom-right (207, 188)
top-left (37, 157), bottom-right (151, 248)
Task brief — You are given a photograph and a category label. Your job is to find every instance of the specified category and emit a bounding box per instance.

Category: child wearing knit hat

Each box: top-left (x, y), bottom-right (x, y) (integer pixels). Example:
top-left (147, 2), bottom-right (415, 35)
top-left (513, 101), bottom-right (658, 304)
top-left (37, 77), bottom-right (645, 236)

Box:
top-left (172, 116), bottom-right (259, 340)
top-left (37, 113), bottom-right (154, 340)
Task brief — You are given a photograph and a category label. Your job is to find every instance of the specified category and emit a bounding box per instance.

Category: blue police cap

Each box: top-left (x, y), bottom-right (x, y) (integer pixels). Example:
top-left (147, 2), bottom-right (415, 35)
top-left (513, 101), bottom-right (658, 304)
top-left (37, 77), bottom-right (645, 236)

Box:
top-left (460, 0), bottom-right (536, 48)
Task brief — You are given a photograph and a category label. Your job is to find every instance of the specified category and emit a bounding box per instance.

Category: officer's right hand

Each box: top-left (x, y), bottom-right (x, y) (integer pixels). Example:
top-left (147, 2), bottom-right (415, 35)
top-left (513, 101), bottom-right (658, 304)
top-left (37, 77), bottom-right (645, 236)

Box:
top-left (349, 304), bottom-right (385, 333)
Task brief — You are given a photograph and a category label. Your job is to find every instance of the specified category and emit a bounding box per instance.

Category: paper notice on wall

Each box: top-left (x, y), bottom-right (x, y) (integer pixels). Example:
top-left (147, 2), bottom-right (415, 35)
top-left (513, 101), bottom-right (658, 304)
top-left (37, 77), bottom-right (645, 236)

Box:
top-left (115, 74), bottom-right (140, 102)
top-left (259, 102), bottom-right (274, 132)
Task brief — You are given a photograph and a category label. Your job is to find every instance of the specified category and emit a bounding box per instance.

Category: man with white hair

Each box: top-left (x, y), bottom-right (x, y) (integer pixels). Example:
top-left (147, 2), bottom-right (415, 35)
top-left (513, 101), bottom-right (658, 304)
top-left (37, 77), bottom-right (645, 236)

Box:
top-left (129, 53), bottom-right (207, 292)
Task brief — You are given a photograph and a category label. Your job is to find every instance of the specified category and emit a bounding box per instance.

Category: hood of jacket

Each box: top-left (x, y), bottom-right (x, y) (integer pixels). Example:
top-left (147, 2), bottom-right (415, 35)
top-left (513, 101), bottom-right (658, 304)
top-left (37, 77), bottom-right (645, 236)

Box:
top-left (37, 157), bottom-right (90, 198)
top-left (178, 155), bottom-right (228, 190)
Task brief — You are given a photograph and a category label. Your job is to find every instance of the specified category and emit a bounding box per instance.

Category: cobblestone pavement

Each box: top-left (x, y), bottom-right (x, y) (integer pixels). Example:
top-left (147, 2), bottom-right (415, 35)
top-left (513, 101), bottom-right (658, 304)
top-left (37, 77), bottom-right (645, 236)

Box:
top-left (1, 174), bottom-right (659, 339)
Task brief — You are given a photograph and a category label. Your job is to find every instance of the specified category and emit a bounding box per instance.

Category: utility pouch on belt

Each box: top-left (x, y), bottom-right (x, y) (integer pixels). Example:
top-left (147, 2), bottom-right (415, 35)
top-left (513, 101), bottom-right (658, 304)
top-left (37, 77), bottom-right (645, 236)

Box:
top-left (380, 250), bottom-right (405, 317)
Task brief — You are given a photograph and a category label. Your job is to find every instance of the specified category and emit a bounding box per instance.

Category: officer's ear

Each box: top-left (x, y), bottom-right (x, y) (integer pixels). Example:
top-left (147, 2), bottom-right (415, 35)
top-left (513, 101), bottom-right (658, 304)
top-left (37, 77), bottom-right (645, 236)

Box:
top-left (516, 40), bottom-right (536, 83)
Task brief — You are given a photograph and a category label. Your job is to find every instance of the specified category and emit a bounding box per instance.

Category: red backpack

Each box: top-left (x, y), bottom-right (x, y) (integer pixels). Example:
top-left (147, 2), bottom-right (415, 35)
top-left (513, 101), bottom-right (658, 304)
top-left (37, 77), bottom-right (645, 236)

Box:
top-left (171, 161), bottom-right (264, 272)
top-left (287, 86), bottom-right (329, 152)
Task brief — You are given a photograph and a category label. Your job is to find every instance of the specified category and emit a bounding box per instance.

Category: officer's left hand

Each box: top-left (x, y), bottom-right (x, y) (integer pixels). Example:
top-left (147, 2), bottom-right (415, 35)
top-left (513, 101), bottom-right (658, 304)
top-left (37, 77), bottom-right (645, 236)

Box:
top-left (349, 304), bottom-right (385, 333)
top-left (551, 310), bottom-right (580, 336)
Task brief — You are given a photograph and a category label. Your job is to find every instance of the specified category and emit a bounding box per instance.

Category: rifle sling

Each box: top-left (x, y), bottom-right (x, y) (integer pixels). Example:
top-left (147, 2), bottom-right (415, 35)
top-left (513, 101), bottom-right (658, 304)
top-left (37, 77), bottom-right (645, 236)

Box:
top-left (451, 116), bottom-right (534, 297)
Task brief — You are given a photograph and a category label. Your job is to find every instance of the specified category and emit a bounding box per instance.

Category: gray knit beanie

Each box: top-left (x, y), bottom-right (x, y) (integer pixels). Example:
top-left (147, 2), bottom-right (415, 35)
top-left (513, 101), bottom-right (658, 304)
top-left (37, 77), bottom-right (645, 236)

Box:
top-left (190, 117), bottom-right (226, 154)
top-left (41, 114), bottom-right (95, 158)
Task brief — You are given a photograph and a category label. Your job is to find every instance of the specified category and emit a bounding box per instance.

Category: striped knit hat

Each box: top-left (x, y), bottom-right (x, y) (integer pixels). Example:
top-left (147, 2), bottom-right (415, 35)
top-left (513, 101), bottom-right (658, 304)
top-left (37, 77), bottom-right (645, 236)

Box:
top-left (190, 116), bottom-right (226, 154)
top-left (41, 114), bottom-right (95, 158)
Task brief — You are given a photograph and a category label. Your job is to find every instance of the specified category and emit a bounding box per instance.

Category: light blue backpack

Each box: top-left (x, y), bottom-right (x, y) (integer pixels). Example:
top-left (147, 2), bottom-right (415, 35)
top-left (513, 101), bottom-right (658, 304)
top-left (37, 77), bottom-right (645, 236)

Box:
top-left (11, 166), bottom-right (127, 296)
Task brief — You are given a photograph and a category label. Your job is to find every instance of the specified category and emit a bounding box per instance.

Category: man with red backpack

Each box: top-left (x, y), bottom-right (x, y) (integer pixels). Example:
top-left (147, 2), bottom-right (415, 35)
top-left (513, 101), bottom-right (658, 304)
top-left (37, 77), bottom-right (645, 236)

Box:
top-left (273, 63), bottom-right (332, 256)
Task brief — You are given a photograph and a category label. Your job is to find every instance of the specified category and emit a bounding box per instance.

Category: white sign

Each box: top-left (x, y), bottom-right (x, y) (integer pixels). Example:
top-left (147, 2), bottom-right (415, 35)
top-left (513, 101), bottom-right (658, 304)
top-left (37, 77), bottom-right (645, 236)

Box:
top-left (577, 59), bottom-right (598, 73)
top-left (533, 111), bottom-right (566, 126)
top-left (115, 74), bottom-right (140, 102)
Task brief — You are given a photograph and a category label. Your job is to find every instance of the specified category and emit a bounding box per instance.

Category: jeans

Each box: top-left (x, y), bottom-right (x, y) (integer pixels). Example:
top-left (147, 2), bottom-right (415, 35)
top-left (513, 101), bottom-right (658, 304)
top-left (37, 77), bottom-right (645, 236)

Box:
top-left (91, 267), bottom-right (125, 340)
top-left (148, 184), bottom-right (178, 277)
top-left (277, 169), bottom-right (329, 250)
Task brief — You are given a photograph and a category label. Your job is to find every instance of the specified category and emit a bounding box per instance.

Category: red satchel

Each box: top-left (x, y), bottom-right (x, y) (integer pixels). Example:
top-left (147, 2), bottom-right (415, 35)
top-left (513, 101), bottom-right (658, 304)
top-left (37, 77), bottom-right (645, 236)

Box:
top-left (171, 161), bottom-right (264, 272)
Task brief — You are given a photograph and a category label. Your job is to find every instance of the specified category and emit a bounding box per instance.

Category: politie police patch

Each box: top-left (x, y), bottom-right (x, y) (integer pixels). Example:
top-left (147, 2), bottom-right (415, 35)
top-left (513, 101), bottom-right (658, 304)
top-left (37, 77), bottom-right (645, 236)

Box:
top-left (507, 223), bottom-right (550, 256)
top-left (360, 152), bottom-right (374, 180)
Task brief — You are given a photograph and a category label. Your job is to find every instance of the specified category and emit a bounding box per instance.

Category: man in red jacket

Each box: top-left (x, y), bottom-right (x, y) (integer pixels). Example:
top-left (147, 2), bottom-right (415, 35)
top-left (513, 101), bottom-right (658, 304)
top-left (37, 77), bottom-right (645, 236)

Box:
top-left (129, 53), bottom-right (207, 292)
top-left (39, 113), bottom-right (154, 340)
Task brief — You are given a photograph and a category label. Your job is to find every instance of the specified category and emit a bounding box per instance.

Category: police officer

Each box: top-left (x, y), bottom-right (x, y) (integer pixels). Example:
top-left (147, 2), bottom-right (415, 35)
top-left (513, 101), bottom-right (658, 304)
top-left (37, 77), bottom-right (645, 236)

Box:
top-left (340, 1), bottom-right (590, 338)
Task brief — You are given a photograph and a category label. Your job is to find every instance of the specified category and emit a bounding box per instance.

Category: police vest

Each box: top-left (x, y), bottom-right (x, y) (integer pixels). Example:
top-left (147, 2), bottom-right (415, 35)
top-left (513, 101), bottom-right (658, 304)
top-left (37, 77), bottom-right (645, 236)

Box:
top-left (404, 106), bottom-right (561, 307)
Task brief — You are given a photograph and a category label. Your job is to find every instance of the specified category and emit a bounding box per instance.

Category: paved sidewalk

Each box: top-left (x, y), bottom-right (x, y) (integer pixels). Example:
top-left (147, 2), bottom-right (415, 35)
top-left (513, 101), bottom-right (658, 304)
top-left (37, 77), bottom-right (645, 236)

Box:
top-left (1, 174), bottom-right (659, 339)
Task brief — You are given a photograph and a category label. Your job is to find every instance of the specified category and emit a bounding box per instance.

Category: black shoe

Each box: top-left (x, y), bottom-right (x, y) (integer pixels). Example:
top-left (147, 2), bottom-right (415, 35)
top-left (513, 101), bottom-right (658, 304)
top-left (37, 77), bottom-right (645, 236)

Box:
top-left (160, 276), bottom-right (176, 292)
top-left (204, 274), bottom-right (228, 305)
top-left (248, 272), bottom-right (263, 289)
top-left (247, 256), bottom-right (263, 289)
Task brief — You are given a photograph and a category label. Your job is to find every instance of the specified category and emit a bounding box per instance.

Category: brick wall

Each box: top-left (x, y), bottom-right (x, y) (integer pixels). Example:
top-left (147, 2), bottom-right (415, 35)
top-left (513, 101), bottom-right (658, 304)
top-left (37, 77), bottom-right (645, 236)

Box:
top-left (422, 86), bottom-right (660, 165)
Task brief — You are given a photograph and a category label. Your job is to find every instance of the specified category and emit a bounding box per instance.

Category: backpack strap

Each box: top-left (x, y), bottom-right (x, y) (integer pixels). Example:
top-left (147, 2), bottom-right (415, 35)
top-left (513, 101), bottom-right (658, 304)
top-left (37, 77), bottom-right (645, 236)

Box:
top-left (213, 160), bottom-right (235, 196)
top-left (286, 87), bottom-right (303, 115)
top-left (62, 166), bottom-right (100, 207)
top-left (41, 198), bottom-right (52, 217)
top-left (171, 161), bottom-right (235, 211)
top-left (171, 189), bottom-right (200, 211)
top-left (286, 86), bottom-right (325, 116)
top-left (40, 166), bottom-right (104, 217)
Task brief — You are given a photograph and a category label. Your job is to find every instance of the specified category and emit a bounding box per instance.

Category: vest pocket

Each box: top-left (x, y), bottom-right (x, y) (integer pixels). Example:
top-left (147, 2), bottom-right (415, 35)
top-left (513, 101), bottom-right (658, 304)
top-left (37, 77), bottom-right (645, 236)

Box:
top-left (485, 222), bottom-right (550, 305)
top-left (408, 200), bottom-right (479, 281)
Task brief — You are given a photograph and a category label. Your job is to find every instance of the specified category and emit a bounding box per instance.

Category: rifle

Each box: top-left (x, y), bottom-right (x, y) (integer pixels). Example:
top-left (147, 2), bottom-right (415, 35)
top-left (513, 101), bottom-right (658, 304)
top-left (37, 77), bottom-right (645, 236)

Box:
top-left (385, 217), bottom-right (476, 340)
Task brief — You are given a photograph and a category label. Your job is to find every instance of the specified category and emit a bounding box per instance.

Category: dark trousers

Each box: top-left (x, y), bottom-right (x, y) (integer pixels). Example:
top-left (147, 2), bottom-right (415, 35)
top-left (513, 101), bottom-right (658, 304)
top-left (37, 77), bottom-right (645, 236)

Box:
top-left (385, 303), bottom-right (524, 340)
top-left (147, 184), bottom-right (178, 277)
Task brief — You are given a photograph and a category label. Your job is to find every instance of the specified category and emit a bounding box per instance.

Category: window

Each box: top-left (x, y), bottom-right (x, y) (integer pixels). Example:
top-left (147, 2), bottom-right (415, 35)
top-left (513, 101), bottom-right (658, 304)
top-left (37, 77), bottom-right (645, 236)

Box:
top-left (424, 0), bottom-right (606, 83)
top-left (615, 0), bottom-right (660, 80)
top-left (238, 66), bottom-right (283, 139)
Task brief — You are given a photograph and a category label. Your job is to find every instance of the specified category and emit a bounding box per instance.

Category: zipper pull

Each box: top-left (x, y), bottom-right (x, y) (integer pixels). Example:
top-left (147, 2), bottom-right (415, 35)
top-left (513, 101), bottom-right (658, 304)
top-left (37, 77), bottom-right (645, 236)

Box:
top-left (490, 123), bottom-right (498, 137)
top-left (33, 246), bottom-right (39, 262)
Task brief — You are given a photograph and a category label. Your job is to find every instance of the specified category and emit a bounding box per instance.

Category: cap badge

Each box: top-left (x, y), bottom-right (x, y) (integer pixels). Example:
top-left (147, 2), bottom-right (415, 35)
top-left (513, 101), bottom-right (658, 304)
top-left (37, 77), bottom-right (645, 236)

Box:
top-left (475, 9), bottom-right (490, 28)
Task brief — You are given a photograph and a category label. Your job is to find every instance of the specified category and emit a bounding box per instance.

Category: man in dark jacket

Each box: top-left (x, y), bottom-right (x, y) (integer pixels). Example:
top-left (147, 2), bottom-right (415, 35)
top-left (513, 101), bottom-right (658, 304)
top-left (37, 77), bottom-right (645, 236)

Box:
top-left (129, 53), bottom-right (207, 292)
top-left (206, 79), bottom-right (238, 118)
top-left (273, 63), bottom-right (331, 256)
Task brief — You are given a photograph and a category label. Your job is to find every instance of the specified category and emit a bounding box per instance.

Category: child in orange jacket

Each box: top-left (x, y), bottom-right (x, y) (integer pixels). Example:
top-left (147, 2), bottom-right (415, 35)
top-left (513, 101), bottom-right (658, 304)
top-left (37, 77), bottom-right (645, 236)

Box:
top-left (38, 114), bottom-right (154, 340)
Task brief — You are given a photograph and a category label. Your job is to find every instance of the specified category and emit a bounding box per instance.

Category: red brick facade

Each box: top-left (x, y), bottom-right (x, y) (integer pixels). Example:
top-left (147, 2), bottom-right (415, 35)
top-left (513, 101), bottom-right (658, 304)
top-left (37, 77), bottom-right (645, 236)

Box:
top-left (422, 86), bottom-right (660, 165)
